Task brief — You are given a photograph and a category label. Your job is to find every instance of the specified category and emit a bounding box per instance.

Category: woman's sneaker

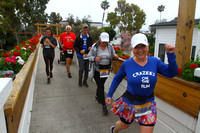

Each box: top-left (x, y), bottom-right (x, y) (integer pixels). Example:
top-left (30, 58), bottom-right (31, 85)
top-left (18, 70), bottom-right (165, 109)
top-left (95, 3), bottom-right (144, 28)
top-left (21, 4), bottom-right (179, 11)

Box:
top-left (94, 96), bottom-right (101, 104)
top-left (102, 105), bottom-right (108, 115)
top-left (68, 73), bottom-right (72, 78)
top-left (110, 126), bottom-right (115, 133)
top-left (47, 78), bottom-right (51, 84)
top-left (50, 73), bottom-right (53, 78)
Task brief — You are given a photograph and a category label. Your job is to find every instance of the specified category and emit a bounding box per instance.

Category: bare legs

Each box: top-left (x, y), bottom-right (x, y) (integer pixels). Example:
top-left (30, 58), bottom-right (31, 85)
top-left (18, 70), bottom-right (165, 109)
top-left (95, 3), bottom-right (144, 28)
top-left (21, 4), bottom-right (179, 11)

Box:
top-left (66, 58), bottom-right (73, 73)
top-left (113, 120), bottom-right (130, 133)
top-left (140, 125), bottom-right (154, 133)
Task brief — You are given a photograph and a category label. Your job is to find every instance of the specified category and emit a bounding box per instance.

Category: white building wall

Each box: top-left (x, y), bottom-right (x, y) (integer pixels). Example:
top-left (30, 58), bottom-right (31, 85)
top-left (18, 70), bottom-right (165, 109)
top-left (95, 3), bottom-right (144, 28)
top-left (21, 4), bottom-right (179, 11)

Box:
top-left (193, 27), bottom-right (200, 59)
top-left (154, 26), bottom-right (200, 63)
top-left (154, 26), bottom-right (177, 63)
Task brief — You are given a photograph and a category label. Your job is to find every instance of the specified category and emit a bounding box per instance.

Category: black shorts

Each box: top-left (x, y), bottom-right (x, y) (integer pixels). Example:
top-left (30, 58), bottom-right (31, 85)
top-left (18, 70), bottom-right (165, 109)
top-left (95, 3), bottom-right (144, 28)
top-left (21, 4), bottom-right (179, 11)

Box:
top-left (120, 117), bottom-right (155, 126)
top-left (64, 51), bottom-right (74, 59)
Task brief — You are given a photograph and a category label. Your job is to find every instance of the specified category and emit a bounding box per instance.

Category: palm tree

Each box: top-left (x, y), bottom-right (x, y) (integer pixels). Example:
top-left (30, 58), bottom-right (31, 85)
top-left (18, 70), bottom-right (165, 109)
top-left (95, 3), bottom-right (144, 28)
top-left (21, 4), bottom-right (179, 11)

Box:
top-left (157, 5), bottom-right (165, 22)
top-left (101, 0), bottom-right (110, 27)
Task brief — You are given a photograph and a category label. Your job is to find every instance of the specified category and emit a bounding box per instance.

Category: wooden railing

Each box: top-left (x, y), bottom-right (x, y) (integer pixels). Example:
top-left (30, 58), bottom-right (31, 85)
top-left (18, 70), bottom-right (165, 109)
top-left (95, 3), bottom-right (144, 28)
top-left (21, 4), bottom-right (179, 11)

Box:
top-left (3, 44), bottom-right (40, 133)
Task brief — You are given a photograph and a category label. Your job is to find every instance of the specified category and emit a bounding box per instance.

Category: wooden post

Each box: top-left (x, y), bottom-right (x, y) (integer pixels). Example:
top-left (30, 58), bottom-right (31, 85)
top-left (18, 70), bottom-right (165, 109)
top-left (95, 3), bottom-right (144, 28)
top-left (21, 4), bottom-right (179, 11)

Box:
top-left (175, 0), bottom-right (196, 69)
top-left (39, 27), bottom-right (41, 34)
top-left (56, 26), bottom-right (58, 35)
top-left (35, 23), bottom-right (60, 35)
top-left (37, 25), bottom-right (39, 35)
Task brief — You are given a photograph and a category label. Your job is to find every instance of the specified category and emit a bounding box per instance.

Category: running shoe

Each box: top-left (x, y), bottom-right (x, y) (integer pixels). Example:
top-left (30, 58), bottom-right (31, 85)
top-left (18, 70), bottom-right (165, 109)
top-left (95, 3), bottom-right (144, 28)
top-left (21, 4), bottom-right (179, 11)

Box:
top-left (110, 126), bottom-right (115, 133)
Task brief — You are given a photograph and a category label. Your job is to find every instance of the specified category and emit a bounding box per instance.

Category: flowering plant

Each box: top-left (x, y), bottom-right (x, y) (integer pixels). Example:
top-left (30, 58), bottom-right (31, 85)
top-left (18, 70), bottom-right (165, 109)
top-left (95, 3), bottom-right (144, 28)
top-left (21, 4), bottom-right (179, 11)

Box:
top-left (0, 34), bottom-right (41, 77)
top-left (113, 46), bottom-right (124, 56)
top-left (113, 46), bottom-right (130, 60)
top-left (0, 70), bottom-right (14, 78)
top-left (178, 53), bottom-right (200, 82)
top-left (54, 34), bottom-right (60, 38)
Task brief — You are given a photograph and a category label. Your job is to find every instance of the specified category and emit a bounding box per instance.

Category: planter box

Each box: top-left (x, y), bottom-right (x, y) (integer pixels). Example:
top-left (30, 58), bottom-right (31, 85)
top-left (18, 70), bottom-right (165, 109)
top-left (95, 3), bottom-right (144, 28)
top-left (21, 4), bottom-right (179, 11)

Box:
top-left (3, 44), bottom-right (40, 133)
top-left (112, 58), bottom-right (125, 74)
top-left (112, 59), bottom-right (200, 118)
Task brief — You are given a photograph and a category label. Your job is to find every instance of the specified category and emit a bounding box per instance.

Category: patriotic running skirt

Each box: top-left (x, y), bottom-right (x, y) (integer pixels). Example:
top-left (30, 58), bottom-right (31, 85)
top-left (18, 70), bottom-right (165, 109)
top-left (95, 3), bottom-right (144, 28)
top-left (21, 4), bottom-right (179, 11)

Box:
top-left (111, 97), bottom-right (157, 125)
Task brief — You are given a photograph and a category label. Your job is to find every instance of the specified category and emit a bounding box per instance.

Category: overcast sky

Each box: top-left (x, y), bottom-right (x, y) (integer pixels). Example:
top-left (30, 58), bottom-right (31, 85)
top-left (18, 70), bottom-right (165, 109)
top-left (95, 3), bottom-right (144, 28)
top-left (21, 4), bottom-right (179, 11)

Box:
top-left (45, 0), bottom-right (200, 31)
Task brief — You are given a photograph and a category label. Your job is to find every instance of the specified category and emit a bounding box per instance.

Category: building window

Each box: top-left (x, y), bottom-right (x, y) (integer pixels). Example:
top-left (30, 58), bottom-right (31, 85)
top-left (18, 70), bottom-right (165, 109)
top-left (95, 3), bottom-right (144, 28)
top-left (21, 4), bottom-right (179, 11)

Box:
top-left (158, 43), bottom-right (165, 62)
top-left (191, 46), bottom-right (196, 61)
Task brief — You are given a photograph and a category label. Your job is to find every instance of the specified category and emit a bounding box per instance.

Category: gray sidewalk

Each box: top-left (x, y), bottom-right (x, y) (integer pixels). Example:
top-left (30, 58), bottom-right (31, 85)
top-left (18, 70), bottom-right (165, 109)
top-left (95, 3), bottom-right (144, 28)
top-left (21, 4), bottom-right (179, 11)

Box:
top-left (29, 47), bottom-right (139, 133)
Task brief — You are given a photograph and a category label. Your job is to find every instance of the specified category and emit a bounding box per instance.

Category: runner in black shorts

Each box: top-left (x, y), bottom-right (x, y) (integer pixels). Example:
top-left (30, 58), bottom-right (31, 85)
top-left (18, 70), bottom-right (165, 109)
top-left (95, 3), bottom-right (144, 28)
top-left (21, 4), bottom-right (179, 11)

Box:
top-left (64, 50), bottom-right (74, 59)
top-left (59, 25), bottom-right (76, 78)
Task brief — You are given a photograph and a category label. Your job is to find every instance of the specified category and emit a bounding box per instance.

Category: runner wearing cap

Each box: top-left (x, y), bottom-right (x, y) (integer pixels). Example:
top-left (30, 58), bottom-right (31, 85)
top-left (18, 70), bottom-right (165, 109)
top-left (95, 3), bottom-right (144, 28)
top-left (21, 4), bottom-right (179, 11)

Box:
top-left (74, 23), bottom-right (93, 87)
top-left (88, 32), bottom-right (118, 115)
top-left (105, 33), bottom-right (178, 133)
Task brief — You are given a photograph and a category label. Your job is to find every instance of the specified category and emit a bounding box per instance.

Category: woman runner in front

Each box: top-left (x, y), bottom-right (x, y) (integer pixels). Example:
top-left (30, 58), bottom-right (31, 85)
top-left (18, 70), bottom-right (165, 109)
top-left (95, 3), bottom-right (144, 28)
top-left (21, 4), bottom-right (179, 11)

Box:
top-left (106, 33), bottom-right (178, 133)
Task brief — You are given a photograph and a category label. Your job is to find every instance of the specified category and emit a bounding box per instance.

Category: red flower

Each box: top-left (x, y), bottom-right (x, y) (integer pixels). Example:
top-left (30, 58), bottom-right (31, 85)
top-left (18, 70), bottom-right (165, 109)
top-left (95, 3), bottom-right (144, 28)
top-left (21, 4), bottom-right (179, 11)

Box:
top-left (22, 42), bottom-right (25, 45)
top-left (15, 46), bottom-right (20, 50)
top-left (2, 53), bottom-right (10, 57)
top-left (13, 52), bottom-right (21, 56)
top-left (30, 47), bottom-right (35, 50)
top-left (189, 64), bottom-right (198, 69)
top-left (113, 46), bottom-right (121, 51)
top-left (5, 58), bottom-right (12, 62)
top-left (29, 40), bottom-right (32, 44)
top-left (178, 68), bottom-right (182, 76)
top-left (116, 47), bottom-right (120, 50)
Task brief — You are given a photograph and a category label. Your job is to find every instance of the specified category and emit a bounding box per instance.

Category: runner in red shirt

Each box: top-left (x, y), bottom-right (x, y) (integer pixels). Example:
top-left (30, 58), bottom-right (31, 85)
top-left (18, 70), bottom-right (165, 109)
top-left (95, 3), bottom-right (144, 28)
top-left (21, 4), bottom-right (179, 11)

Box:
top-left (59, 25), bottom-right (76, 78)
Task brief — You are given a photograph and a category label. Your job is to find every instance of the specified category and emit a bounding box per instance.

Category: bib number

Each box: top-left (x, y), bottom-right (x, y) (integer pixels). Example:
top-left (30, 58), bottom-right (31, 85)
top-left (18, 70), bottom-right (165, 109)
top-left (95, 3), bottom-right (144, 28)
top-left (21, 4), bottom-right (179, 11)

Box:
top-left (100, 69), bottom-right (110, 78)
top-left (83, 54), bottom-right (88, 60)
top-left (67, 49), bottom-right (73, 54)
top-left (134, 102), bottom-right (152, 117)
top-left (44, 42), bottom-right (50, 48)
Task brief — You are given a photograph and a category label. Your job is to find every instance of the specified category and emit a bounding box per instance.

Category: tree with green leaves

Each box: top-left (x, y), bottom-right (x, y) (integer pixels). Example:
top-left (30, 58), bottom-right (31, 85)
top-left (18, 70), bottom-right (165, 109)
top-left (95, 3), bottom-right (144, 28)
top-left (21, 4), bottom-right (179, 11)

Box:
top-left (0, 0), bottom-right (49, 49)
top-left (48, 12), bottom-right (62, 24)
top-left (66, 14), bottom-right (75, 26)
top-left (89, 26), bottom-right (104, 42)
top-left (106, 12), bottom-right (120, 29)
top-left (48, 12), bottom-right (62, 34)
top-left (106, 0), bottom-right (146, 32)
top-left (26, 0), bottom-right (49, 25)
top-left (101, 0), bottom-right (110, 27)
top-left (0, 0), bottom-right (26, 45)
top-left (64, 14), bottom-right (92, 35)
top-left (157, 5), bottom-right (165, 22)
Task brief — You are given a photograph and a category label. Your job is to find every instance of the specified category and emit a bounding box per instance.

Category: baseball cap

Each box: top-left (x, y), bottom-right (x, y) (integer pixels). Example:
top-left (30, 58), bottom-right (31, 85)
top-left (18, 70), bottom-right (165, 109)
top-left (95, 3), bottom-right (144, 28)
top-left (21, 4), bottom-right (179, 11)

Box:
top-left (100, 32), bottom-right (109, 42)
top-left (82, 23), bottom-right (88, 28)
top-left (131, 33), bottom-right (148, 48)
